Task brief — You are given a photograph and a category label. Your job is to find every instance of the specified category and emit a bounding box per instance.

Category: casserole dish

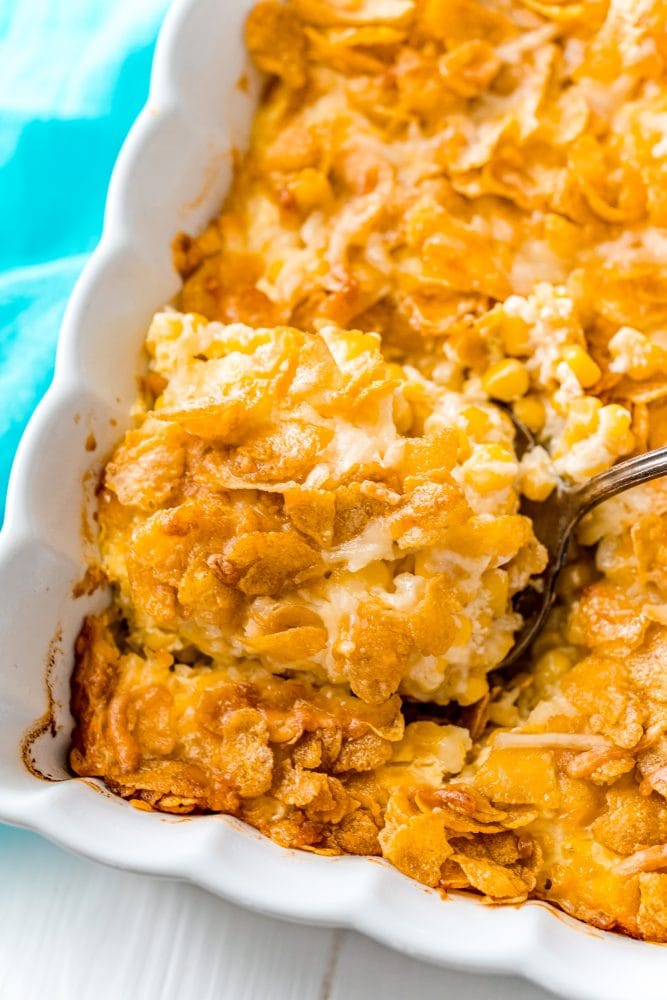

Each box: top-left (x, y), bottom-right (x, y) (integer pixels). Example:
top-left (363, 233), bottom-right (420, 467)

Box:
top-left (0, 0), bottom-right (663, 995)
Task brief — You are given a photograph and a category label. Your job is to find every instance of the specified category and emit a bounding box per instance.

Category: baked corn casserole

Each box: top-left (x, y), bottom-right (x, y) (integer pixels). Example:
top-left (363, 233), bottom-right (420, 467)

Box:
top-left (71, 0), bottom-right (667, 940)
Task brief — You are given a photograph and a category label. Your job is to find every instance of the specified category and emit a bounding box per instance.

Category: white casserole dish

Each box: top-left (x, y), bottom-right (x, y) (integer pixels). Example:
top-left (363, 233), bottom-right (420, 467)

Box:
top-left (0, 1), bottom-right (663, 995)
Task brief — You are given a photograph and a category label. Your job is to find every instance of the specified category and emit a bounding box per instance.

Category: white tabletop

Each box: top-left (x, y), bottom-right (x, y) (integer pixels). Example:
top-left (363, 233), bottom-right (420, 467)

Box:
top-left (0, 824), bottom-right (558, 999)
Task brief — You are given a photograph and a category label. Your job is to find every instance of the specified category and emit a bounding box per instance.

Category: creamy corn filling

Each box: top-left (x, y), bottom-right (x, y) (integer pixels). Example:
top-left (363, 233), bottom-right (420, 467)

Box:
top-left (71, 0), bottom-right (667, 941)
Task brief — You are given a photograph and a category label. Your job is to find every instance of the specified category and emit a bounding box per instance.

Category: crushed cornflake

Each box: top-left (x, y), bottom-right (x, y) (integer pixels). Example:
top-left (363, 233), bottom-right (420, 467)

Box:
top-left (71, 0), bottom-right (667, 944)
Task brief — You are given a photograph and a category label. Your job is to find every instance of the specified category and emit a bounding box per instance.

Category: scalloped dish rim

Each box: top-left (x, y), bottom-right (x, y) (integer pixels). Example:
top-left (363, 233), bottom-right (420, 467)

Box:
top-left (0, 1), bottom-right (664, 998)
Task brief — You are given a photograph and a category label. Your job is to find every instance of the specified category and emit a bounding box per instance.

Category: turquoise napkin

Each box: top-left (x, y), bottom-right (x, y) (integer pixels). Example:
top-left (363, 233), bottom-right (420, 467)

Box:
top-left (0, 0), bottom-right (168, 520)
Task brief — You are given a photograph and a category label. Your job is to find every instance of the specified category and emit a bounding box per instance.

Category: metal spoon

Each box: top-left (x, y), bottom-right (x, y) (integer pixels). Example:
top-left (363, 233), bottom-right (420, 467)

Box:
top-left (501, 422), bottom-right (667, 667)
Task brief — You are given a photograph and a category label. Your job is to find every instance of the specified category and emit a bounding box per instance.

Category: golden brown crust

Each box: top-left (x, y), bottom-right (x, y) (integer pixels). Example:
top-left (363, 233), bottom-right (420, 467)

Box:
top-left (71, 610), bottom-right (402, 848)
top-left (70, 0), bottom-right (667, 941)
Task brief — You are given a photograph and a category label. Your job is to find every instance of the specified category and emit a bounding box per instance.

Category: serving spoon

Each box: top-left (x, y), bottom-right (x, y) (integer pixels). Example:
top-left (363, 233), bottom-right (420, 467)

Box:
top-left (501, 423), bottom-right (667, 667)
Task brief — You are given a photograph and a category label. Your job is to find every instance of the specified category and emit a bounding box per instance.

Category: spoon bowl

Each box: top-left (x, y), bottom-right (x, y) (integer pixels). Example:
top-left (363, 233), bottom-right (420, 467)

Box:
top-left (502, 437), bottom-right (667, 666)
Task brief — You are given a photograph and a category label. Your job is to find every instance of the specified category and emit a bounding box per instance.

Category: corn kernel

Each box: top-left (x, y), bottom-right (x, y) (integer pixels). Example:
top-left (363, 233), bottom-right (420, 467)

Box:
top-left (477, 610), bottom-right (493, 631)
top-left (363, 562), bottom-right (394, 589)
top-left (597, 403), bottom-right (632, 441)
top-left (519, 443), bottom-right (556, 501)
top-left (556, 559), bottom-right (596, 598)
top-left (521, 471), bottom-right (555, 502)
top-left (562, 346), bottom-right (601, 388)
top-left (338, 329), bottom-right (381, 361)
top-left (387, 362), bottom-right (406, 381)
top-left (453, 614), bottom-right (472, 646)
top-left (481, 359), bottom-right (529, 402)
top-left (288, 167), bottom-right (332, 212)
top-left (462, 444), bottom-right (517, 492)
top-left (393, 393), bottom-right (413, 434)
top-left (148, 312), bottom-right (183, 343)
top-left (530, 648), bottom-right (573, 700)
top-left (513, 395), bottom-right (546, 434)
top-left (569, 396), bottom-right (602, 420)
top-left (194, 311), bottom-right (209, 327)
top-left (455, 427), bottom-right (473, 462)
top-left (267, 259), bottom-right (283, 282)
top-left (462, 405), bottom-right (493, 439)
top-left (464, 675), bottom-right (490, 705)
top-left (561, 396), bottom-right (601, 447)
top-left (534, 649), bottom-right (572, 686)
top-left (482, 568), bottom-right (509, 616)
top-left (500, 315), bottom-right (531, 356)
top-left (608, 325), bottom-right (667, 380)
top-left (518, 440), bottom-right (556, 500)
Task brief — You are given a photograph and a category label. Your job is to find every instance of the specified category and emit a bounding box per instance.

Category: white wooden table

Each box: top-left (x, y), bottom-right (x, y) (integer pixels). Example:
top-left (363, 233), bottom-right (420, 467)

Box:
top-left (0, 824), bottom-right (557, 999)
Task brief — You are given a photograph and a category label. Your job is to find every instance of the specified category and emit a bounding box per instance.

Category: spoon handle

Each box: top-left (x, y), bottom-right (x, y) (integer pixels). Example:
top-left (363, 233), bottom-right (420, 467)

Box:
top-left (574, 443), bottom-right (667, 518)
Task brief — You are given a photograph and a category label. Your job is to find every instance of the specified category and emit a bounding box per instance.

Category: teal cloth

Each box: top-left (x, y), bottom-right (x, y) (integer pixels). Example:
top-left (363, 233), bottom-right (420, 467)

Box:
top-left (0, 0), bottom-right (168, 521)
